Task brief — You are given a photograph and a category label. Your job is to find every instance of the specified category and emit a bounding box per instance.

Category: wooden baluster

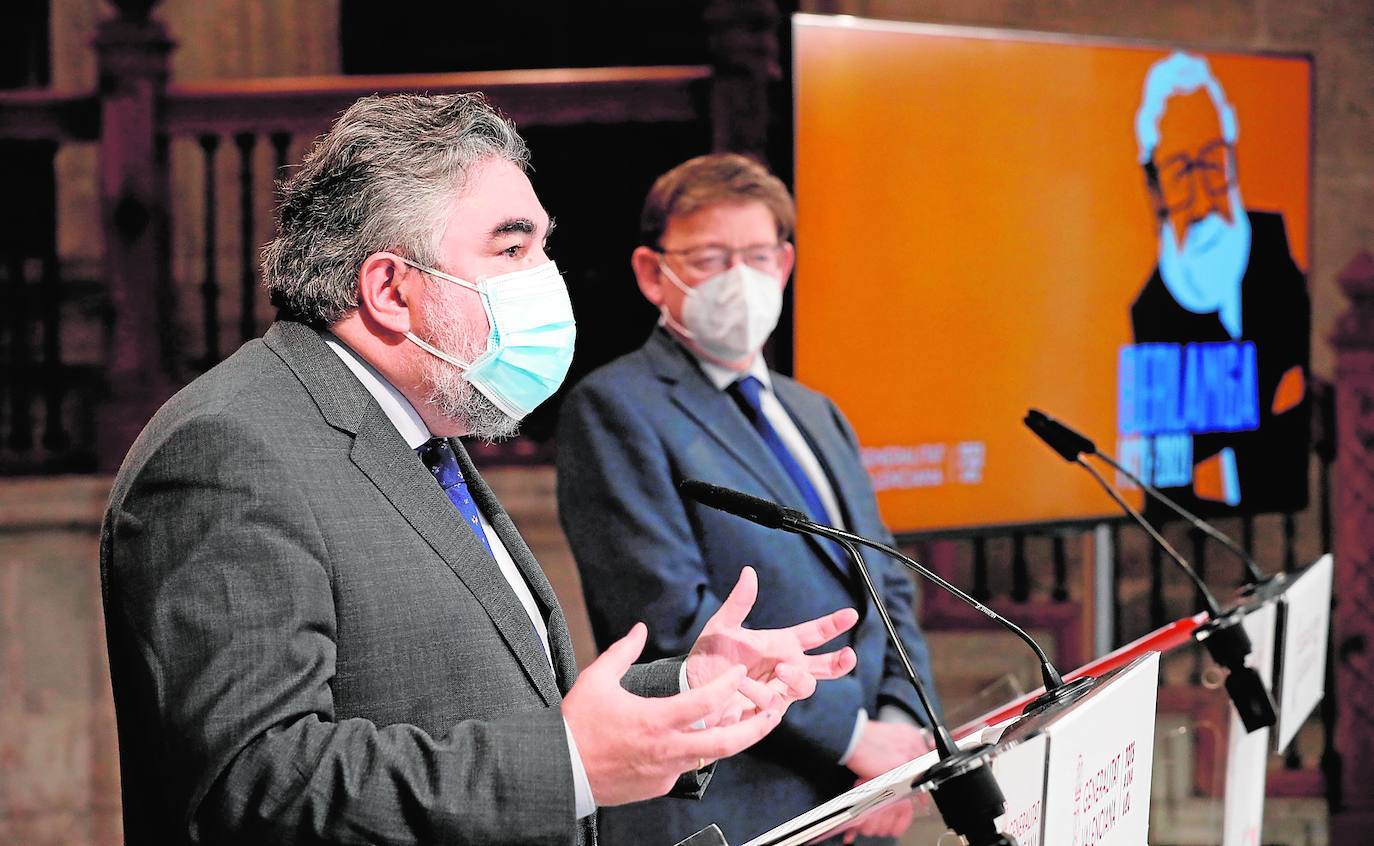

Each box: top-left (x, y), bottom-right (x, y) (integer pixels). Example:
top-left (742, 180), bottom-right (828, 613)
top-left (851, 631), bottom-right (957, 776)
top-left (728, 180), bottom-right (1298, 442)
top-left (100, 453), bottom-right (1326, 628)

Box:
top-left (1313, 378), bottom-right (1336, 555)
top-left (971, 536), bottom-right (989, 602)
top-left (235, 132), bottom-right (257, 342)
top-left (199, 134), bottom-right (220, 368)
top-left (1148, 529), bottom-right (1166, 630)
top-left (1283, 512), bottom-right (1298, 573)
top-left (1011, 531), bottom-right (1029, 602)
top-left (1052, 533), bottom-right (1069, 602)
top-left (40, 248), bottom-right (67, 453)
top-left (1112, 522), bottom-right (1125, 646)
top-left (5, 256), bottom-right (31, 451)
top-left (1189, 525), bottom-right (1207, 612)
top-left (270, 131), bottom-right (291, 200)
top-left (25, 139), bottom-right (66, 455)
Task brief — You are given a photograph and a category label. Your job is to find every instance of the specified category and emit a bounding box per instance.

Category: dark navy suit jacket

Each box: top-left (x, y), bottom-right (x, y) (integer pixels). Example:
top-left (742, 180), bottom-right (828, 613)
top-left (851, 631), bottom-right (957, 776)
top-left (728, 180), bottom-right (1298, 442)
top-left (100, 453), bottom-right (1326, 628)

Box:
top-left (556, 328), bottom-right (938, 846)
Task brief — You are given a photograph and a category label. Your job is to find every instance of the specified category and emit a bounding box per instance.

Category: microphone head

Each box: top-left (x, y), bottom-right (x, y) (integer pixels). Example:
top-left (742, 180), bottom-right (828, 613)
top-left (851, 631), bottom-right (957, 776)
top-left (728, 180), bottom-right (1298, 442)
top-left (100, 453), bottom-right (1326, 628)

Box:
top-left (679, 479), bottom-right (804, 530)
top-left (1024, 408), bottom-right (1098, 462)
top-left (1225, 666), bottom-right (1279, 733)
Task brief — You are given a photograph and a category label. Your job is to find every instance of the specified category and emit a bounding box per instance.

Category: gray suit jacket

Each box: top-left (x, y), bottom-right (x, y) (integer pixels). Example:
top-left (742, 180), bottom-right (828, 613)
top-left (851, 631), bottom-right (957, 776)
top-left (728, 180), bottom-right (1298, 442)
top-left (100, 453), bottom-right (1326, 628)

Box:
top-left (100, 321), bottom-right (691, 845)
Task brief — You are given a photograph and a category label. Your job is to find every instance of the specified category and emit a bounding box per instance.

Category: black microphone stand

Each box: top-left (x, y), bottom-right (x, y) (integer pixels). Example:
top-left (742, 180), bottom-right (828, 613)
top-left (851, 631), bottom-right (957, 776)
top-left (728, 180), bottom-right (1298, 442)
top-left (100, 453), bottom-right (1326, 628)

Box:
top-left (1068, 453), bottom-right (1276, 733)
top-left (831, 536), bottom-right (1017, 846)
top-left (805, 521), bottom-right (1096, 717)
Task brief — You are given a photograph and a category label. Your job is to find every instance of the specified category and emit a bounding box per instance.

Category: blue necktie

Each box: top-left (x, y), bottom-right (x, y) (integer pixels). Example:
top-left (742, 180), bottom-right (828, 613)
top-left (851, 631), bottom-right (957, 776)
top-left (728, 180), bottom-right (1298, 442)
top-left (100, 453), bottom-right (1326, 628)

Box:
top-left (729, 376), bottom-right (834, 530)
top-left (416, 438), bottom-right (495, 559)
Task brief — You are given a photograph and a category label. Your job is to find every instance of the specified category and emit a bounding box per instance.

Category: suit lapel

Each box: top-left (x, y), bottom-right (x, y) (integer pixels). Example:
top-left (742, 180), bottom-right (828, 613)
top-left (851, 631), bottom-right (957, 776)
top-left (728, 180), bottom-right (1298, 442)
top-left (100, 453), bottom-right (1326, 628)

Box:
top-left (264, 321), bottom-right (563, 705)
top-left (646, 331), bottom-right (862, 595)
top-left (451, 441), bottom-right (580, 690)
top-left (770, 376), bottom-right (877, 606)
top-left (647, 331), bottom-right (807, 510)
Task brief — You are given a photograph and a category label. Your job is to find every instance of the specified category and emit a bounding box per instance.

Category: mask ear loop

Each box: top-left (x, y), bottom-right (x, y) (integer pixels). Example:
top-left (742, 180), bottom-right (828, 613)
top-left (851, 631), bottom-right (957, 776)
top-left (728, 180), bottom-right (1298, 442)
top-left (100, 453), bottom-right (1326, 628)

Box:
top-left (399, 256), bottom-right (491, 372)
top-left (404, 331), bottom-right (473, 371)
top-left (657, 259), bottom-right (698, 340)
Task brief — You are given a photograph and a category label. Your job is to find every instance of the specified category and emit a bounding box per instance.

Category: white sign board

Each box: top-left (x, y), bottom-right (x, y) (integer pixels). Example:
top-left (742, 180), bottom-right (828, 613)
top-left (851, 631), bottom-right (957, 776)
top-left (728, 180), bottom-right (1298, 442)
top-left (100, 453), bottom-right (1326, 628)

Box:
top-left (1040, 653), bottom-right (1158, 846)
top-left (1222, 600), bottom-right (1277, 846)
top-left (993, 733), bottom-right (1049, 846)
top-left (1274, 553), bottom-right (1333, 752)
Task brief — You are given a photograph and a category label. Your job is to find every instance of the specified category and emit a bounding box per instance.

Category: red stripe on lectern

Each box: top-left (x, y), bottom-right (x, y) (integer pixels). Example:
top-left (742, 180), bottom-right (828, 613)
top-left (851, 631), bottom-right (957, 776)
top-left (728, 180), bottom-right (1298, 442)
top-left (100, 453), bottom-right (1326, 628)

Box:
top-left (955, 612), bottom-right (1211, 738)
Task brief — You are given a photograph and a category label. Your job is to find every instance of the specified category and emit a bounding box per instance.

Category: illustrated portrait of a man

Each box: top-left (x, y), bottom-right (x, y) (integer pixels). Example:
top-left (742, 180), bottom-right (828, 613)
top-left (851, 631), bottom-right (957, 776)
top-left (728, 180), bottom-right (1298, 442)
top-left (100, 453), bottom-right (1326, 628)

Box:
top-left (1120, 51), bottom-right (1311, 516)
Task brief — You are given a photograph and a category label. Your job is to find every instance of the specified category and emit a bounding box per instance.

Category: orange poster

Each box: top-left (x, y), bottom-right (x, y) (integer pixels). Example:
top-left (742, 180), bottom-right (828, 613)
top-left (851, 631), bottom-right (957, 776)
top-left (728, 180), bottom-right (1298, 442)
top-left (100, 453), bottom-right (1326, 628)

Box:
top-left (793, 15), bottom-right (1312, 533)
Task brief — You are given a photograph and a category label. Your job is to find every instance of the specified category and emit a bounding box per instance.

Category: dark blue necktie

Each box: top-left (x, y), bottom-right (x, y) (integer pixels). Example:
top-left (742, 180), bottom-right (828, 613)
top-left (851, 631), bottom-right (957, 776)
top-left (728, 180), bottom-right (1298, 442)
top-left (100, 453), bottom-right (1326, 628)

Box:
top-left (416, 438), bottom-right (495, 559)
top-left (729, 376), bottom-right (834, 529)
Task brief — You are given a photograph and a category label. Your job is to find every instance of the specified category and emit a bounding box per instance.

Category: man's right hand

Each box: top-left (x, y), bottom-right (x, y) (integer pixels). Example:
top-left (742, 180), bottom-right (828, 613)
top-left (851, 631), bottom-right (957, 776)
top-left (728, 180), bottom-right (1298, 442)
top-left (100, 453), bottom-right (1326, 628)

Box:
top-left (563, 622), bottom-right (785, 807)
top-left (840, 720), bottom-right (935, 841)
top-left (845, 718), bottom-right (934, 780)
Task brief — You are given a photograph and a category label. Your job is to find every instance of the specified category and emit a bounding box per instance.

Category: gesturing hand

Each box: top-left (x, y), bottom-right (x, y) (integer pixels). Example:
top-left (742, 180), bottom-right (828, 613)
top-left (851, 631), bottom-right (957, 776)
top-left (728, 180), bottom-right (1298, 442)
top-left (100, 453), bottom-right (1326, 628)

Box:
top-left (685, 566), bottom-right (859, 722)
top-left (563, 622), bottom-right (785, 807)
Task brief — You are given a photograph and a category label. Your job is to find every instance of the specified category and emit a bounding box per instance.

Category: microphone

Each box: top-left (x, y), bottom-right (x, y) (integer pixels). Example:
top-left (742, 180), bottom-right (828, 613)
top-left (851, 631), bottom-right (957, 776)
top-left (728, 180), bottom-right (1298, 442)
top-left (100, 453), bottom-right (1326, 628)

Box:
top-left (1023, 409), bottom-right (1277, 732)
top-left (1024, 409), bottom-right (1266, 586)
top-left (679, 479), bottom-right (1017, 846)
top-left (680, 479), bottom-right (1091, 709)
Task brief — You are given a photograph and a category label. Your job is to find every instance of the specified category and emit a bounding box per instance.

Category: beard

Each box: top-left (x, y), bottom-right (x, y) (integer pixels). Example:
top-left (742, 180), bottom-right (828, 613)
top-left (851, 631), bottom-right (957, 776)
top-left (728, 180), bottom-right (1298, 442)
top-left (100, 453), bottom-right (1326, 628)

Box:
top-left (1157, 186), bottom-right (1252, 339)
top-left (416, 285), bottom-right (521, 443)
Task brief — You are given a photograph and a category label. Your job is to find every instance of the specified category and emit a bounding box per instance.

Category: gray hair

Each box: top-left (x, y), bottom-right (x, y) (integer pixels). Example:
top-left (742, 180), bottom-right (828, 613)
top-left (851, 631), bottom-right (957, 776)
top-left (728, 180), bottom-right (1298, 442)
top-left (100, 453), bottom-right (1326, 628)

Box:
top-left (1134, 51), bottom-right (1238, 165)
top-left (262, 93), bottom-right (530, 327)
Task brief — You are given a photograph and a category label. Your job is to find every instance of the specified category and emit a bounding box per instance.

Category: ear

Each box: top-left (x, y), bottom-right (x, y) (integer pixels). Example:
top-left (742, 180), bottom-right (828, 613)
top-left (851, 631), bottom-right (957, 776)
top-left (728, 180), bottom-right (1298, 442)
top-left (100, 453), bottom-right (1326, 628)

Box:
top-left (356, 251), bottom-right (416, 335)
top-left (775, 242), bottom-right (796, 288)
top-left (631, 246), bottom-right (667, 307)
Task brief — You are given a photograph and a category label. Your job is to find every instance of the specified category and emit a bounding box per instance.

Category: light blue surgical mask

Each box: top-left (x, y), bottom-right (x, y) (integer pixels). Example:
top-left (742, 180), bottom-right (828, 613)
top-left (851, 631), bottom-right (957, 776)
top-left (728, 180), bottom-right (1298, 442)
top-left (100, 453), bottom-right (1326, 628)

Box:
top-left (402, 257), bottom-right (576, 420)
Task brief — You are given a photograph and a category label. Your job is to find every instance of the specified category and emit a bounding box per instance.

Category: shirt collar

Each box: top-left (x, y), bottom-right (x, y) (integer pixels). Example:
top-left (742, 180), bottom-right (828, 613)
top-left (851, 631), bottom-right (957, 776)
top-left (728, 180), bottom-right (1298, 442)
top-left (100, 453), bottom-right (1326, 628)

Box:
top-left (321, 331), bottom-right (433, 449)
top-left (685, 340), bottom-right (773, 394)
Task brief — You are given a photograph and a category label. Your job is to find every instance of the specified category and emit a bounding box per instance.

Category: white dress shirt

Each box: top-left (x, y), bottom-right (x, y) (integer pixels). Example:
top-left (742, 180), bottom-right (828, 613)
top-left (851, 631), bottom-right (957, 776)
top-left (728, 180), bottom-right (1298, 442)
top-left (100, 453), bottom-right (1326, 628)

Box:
top-left (694, 347), bottom-right (918, 762)
top-left (322, 333), bottom-right (598, 817)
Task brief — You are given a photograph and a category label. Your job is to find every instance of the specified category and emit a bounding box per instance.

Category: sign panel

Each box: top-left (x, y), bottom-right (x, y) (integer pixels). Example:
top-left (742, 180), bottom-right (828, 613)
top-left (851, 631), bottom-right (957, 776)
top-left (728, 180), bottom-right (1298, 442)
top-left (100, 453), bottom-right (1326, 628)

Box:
top-left (794, 14), bottom-right (1313, 532)
top-left (1040, 653), bottom-right (1158, 846)
top-left (1222, 601), bottom-right (1277, 846)
top-left (1274, 553), bottom-right (1333, 751)
top-left (993, 733), bottom-right (1049, 846)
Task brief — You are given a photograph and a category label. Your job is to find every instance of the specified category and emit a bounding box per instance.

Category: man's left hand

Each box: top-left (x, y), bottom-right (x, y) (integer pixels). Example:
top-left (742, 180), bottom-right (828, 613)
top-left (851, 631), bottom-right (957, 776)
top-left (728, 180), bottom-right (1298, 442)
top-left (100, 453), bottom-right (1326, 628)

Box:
top-left (685, 566), bottom-right (859, 725)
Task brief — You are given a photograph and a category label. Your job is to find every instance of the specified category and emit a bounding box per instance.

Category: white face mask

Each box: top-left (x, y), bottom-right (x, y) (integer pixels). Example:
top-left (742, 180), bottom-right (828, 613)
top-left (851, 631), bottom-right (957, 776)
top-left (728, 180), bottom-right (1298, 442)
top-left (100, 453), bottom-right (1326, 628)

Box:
top-left (658, 261), bottom-right (783, 363)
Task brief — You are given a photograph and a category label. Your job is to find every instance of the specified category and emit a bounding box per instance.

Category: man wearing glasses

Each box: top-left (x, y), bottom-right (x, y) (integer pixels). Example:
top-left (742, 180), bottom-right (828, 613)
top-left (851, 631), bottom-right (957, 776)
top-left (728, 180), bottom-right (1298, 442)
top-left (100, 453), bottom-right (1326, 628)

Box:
top-left (1126, 51), bottom-right (1310, 515)
top-left (555, 154), bottom-right (939, 845)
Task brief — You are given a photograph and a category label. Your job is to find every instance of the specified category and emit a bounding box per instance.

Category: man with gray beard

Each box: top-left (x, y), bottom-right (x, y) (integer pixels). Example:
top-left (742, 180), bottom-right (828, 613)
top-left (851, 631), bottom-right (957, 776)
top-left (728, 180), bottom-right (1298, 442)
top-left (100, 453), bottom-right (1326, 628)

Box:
top-left (1128, 51), bottom-right (1311, 517)
top-left (98, 93), bottom-right (862, 846)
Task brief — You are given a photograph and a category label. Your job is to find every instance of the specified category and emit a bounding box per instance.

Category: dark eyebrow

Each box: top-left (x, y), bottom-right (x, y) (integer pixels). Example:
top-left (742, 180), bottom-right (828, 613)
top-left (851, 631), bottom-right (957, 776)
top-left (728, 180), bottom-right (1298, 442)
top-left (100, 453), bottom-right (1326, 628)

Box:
top-left (489, 217), bottom-right (536, 238)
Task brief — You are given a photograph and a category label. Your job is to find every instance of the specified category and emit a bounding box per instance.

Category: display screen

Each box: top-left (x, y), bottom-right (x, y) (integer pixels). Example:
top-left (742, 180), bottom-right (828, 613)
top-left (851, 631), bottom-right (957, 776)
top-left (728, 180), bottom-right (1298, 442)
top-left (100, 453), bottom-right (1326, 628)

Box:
top-left (793, 14), bottom-right (1312, 533)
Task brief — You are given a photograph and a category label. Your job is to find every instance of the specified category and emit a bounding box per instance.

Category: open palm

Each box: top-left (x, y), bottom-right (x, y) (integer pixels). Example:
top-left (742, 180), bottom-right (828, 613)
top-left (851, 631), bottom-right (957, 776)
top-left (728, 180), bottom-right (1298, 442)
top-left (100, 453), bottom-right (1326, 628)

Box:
top-left (685, 566), bottom-right (859, 724)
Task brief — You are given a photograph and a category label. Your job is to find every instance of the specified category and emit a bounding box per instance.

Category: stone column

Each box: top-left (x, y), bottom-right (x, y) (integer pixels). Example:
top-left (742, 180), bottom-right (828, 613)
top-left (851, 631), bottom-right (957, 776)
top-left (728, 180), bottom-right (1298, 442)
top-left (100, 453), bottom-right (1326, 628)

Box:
top-left (1331, 250), bottom-right (1374, 843)
top-left (704, 0), bottom-right (782, 161)
top-left (93, 0), bottom-right (175, 471)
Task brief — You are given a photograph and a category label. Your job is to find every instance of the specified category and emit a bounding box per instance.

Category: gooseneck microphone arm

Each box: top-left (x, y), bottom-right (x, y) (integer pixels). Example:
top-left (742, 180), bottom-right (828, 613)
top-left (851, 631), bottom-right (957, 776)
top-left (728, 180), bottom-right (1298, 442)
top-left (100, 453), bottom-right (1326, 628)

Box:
top-left (1090, 450), bottom-right (1266, 585)
top-left (834, 536), bottom-right (958, 758)
top-left (1073, 457), bottom-right (1223, 618)
top-left (1023, 409), bottom-right (1278, 732)
top-left (1024, 407), bottom-right (1265, 586)
top-left (679, 479), bottom-right (1018, 846)
top-left (678, 479), bottom-right (1075, 697)
top-left (800, 520), bottom-right (1068, 692)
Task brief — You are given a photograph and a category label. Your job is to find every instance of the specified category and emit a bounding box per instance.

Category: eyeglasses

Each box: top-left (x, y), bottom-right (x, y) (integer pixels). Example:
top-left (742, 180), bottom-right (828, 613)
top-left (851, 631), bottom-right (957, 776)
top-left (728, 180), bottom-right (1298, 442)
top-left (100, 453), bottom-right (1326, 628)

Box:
top-left (657, 243), bottom-right (785, 276)
top-left (1150, 139), bottom-right (1235, 213)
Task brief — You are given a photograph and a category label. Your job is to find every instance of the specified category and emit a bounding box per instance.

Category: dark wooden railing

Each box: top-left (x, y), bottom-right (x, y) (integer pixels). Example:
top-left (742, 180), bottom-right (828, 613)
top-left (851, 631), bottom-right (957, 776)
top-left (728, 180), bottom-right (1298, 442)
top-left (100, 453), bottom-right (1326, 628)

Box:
top-left (0, 0), bottom-right (745, 475)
